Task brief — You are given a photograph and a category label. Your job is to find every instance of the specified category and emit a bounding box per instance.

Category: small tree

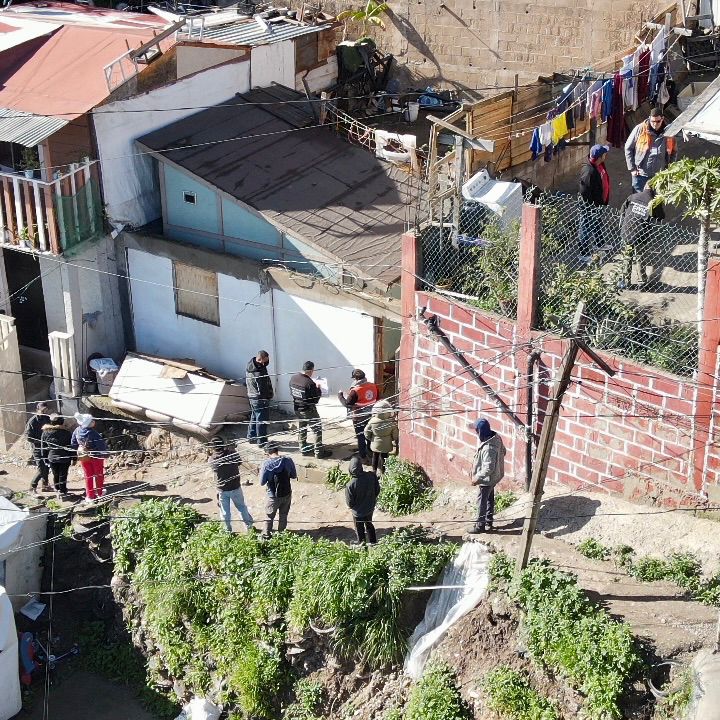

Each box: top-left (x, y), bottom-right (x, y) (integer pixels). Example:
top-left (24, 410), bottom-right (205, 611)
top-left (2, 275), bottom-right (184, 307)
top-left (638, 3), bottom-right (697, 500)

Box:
top-left (650, 157), bottom-right (720, 328)
top-left (337, 0), bottom-right (389, 40)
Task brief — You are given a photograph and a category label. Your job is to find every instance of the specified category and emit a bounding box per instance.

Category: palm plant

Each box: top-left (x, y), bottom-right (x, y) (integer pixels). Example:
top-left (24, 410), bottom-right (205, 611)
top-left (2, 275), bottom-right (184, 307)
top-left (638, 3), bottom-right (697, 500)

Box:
top-left (337, 0), bottom-right (390, 40)
top-left (650, 157), bottom-right (720, 327)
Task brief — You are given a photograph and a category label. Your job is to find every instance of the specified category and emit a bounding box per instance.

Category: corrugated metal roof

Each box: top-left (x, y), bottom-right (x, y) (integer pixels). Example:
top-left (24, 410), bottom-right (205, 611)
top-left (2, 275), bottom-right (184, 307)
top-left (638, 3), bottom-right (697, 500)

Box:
top-left (0, 108), bottom-right (68, 146)
top-left (181, 19), bottom-right (330, 47)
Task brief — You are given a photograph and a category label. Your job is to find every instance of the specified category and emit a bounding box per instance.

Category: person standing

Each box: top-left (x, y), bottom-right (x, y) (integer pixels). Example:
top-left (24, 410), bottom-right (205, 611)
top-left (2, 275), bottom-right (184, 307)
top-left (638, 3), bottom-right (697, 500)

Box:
top-left (468, 419), bottom-right (506, 534)
top-left (338, 369), bottom-right (379, 462)
top-left (364, 399), bottom-right (399, 475)
top-left (578, 144), bottom-right (611, 261)
top-left (289, 361), bottom-right (331, 459)
top-left (40, 415), bottom-right (75, 499)
top-left (26, 402), bottom-right (51, 495)
top-left (246, 350), bottom-right (274, 447)
top-left (344, 454), bottom-right (380, 544)
top-left (71, 413), bottom-right (108, 502)
top-left (259, 442), bottom-right (297, 537)
top-left (209, 436), bottom-right (254, 533)
top-left (618, 187), bottom-right (665, 288)
top-left (624, 107), bottom-right (677, 192)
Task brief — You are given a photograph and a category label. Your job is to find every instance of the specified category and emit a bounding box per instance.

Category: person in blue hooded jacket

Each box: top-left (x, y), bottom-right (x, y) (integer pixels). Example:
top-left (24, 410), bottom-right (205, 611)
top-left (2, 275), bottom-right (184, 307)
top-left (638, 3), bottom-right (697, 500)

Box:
top-left (258, 442), bottom-right (297, 538)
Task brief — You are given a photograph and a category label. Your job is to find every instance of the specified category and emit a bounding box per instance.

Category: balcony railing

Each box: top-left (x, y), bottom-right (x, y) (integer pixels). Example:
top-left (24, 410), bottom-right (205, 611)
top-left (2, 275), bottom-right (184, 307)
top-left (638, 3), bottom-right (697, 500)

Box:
top-left (0, 160), bottom-right (102, 255)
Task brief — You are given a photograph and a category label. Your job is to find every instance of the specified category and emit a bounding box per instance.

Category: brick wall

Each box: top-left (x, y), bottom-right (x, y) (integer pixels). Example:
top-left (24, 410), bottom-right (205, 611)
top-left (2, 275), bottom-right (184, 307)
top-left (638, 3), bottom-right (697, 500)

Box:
top-left (325, 0), bottom-right (662, 91)
top-left (398, 231), bottom-right (720, 507)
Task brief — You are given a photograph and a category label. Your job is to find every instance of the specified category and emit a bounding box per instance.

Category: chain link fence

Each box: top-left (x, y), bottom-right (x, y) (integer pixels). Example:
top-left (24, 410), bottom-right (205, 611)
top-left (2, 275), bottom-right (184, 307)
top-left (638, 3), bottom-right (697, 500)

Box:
top-left (418, 190), bottom-right (701, 377)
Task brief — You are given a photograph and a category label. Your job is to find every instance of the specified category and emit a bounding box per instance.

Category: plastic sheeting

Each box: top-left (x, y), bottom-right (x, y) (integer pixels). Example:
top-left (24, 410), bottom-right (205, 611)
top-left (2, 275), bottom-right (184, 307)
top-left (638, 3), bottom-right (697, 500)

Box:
top-left (0, 585), bottom-right (21, 720)
top-left (404, 542), bottom-right (492, 679)
top-left (686, 648), bottom-right (720, 720)
top-left (175, 697), bottom-right (221, 720)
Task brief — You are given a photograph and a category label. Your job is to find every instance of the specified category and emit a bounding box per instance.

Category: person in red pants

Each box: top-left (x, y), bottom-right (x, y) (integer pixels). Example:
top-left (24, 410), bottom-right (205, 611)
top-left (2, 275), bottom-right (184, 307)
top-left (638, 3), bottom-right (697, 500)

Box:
top-left (71, 413), bottom-right (108, 502)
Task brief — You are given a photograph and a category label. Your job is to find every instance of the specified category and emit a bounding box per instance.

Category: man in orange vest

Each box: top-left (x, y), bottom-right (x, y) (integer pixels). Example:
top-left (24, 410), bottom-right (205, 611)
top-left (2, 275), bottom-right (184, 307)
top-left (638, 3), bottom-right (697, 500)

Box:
top-left (339, 369), bottom-right (379, 462)
top-left (624, 107), bottom-right (677, 192)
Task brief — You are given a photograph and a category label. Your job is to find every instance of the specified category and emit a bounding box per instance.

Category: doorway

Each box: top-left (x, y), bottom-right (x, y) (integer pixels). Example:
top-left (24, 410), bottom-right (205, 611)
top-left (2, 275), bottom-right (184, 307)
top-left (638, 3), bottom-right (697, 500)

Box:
top-left (3, 249), bottom-right (50, 357)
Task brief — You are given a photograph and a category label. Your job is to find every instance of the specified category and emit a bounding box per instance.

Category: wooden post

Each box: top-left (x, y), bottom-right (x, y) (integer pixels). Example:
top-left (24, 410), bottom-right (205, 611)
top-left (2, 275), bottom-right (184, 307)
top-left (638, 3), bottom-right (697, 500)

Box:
top-left (516, 303), bottom-right (615, 571)
top-left (516, 203), bottom-right (541, 338)
top-left (451, 135), bottom-right (464, 248)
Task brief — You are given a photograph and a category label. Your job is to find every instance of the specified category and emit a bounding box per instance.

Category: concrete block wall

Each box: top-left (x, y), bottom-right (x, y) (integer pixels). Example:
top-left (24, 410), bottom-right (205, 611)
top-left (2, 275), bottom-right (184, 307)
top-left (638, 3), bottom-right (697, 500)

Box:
top-left (325, 0), bottom-right (661, 91)
top-left (398, 231), bottom-right (720, 508)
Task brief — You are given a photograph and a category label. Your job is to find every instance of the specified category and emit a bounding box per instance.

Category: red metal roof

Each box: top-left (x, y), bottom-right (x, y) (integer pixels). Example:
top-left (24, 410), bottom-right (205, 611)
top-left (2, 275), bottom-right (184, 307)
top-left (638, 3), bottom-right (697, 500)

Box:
top-left (0, 11), bottom-right (168, 119)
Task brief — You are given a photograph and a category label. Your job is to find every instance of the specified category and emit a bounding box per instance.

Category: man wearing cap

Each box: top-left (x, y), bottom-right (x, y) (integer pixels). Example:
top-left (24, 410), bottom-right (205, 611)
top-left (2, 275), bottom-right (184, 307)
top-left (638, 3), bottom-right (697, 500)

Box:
top-left (338, 369), bottom-right (379, 462)
top-left (26, 402), bottom-right (51, 495)
top-left (289, 361), bottom-right (331, 459)
top-left (624, 107), bottom-right (677, 192)
top-left (578, 144), bottom-right (611, 261)
top-left (209, 436), bottom-right (254, 533)
top-left (469, 418), bottom-right (507, 534)
top-left (259, 442), bottom-right (297, 537)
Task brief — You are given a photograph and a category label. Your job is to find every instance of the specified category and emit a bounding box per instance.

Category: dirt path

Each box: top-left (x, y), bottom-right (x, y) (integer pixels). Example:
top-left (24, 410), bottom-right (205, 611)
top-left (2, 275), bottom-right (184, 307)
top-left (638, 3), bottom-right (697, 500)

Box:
top-left (2, 419), bottom-right (718, 661)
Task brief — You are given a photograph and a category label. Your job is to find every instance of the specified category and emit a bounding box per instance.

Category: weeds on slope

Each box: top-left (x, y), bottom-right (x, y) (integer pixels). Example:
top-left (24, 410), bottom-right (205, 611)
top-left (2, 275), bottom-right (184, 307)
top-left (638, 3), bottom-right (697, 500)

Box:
top-left (111, 500), bottom-right (456, 718)
top-left (488, 551), bottom-right (643, 720)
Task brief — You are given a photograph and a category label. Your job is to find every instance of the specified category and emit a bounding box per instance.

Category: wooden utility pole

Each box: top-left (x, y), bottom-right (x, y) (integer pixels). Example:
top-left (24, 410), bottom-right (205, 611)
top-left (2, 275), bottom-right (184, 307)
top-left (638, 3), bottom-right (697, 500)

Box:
top-left (516, 303), bottom-right (615, 572)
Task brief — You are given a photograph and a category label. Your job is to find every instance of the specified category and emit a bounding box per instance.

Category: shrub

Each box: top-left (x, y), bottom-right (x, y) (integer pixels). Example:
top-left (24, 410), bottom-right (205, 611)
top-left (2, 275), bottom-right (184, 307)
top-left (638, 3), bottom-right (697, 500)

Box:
top-left (283, 679), bottom-right (325, 720)
top-left (494, 491), bottom-right (517, 513)
top-left (326, 465), bottom-right (351, 491)
top-left (377, 456), bottom-right (436, 516)
top-left (484, 666), bottom-right (559, 720)
top-left (514, 561), bottom-right (643, 719)
top-left (404, 664), bottom-right (472, 720)
top-left (612, 544), bottom-right (635, 570)
top-left (111, 505), bottom-right (458, 716)
top-left (629, 557), bottom-right (671, 583)
top-left (577, 538), bottom-right (611, 561)
top-left (489, 550), bottom-right (514, 585)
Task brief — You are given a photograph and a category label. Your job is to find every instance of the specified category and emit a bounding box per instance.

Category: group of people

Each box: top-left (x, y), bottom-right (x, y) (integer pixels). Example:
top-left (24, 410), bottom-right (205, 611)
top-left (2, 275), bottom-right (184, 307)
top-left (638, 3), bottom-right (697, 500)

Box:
top-left (578, 106), bottom-right (675, 287)
top-left (25, 404), bottom-right (108, 502)
top-left (246, 352), bottom-right (399, 469)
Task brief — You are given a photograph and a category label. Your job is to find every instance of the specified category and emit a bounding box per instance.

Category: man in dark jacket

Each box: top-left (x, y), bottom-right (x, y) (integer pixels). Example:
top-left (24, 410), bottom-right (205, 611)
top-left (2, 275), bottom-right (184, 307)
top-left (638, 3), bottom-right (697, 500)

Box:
top-left (618, 187), bottom-right (665, 288)
top-left (344, 454), bottom-right (380, 544)
top-left (289, 361), bottom-right (331, 459)
top-left (338, 369), bottom-right (379, 462)
top-left (209, 436), bottom-right (254, 532)
top-left (578, 144), bottom-right (611, 261)
top-left (26, 402), bottom-right (50, 494)
top-left (40, 415), bottom-right (75, 498)
top-left (259, 441), bottom-right (297, 537)
top-left (246, 350), bottom-right (273, 447)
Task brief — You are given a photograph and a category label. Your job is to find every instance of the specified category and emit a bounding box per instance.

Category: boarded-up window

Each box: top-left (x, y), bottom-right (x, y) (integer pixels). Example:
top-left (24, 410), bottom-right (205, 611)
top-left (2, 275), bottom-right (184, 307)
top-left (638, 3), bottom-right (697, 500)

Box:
top-left (173, 262), bottom-right (219, 325)
top-left (295, 34), bottom-right (319, 72)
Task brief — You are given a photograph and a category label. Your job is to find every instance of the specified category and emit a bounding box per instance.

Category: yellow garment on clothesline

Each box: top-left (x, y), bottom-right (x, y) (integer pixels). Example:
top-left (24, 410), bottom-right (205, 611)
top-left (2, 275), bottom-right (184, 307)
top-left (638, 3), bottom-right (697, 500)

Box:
top-left (551, 113), bottom-right (568, 144)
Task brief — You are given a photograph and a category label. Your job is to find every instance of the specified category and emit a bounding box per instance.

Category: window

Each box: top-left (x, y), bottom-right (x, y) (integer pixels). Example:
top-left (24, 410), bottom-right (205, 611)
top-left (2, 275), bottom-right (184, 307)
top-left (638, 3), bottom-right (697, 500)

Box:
top-left (183, 191), bottom-right (196, 205)
top-left (173, 261), bottom-right (220, 325)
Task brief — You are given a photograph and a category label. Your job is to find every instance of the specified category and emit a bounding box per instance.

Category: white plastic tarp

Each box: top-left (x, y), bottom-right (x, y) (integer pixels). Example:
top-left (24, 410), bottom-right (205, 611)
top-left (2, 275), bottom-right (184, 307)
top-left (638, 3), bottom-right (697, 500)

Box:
top-left (0, 496), bottom-right (25, 555)
top-left (0, 585), bottom-right (21, 720)
top-left (404, 542), bottom-right (491, 679)
top-left (686, 648), bottom-right (720, 720)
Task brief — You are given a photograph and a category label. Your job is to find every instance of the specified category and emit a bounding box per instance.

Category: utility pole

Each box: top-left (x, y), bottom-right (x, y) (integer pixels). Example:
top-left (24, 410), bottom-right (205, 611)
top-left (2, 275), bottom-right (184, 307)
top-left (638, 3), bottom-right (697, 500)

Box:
top-left (516, 303), bottom-right (615, 572)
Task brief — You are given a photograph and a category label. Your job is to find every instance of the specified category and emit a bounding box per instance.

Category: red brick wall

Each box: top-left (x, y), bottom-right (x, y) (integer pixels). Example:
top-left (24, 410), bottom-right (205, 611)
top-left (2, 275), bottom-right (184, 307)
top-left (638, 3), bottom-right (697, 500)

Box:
top-left (399, 232), bottom-right (720, 507)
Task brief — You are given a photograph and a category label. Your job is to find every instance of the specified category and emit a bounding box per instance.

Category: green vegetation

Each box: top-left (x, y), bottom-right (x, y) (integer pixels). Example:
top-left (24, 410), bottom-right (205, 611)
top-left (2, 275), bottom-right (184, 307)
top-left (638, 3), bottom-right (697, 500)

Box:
top-left (282, 679), bottom-right (325, 720)
top-left (484, 666), bottom-right (559, 720)
top-left (577, 537), bottom-right (611, 561)
top-left (489, 550), bottom-right (515, 586)
top-left (515, 561), bottom-right (643, 720)
top-left (494, 491), bottom-right (517, 513)
top-left (654, 668), bottom-right (693, 720)
top-left (377, 456), bottom-right (437, 516)
top-left (112, 500), bottom-right (456, 718)
top-left (77, 622), bottom-right (179, 719)
top-left (325, 465), bottom-right (351, 491)
top-left (403, 664), bottom-right (472, 720)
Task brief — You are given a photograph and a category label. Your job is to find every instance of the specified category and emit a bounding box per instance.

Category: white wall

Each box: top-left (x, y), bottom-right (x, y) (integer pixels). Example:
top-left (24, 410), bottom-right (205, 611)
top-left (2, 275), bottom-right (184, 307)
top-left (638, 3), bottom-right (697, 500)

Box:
top-left (251, 40), bottom-right (295, 89)
top-left (126, 248), bottom-right (375, 415)
top-left (93, 59), bottom-right (251, 228)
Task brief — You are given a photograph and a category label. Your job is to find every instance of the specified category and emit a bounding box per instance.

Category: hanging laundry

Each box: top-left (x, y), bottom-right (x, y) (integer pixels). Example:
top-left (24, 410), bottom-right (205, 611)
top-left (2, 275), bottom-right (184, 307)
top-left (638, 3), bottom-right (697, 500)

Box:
top-left (620, 53), bottom-right (637, 111)
top-left (529, 128), bottom-right (543, 160)
top-left (637, 47), bottom-right (651, 103)
top-left (565, 108), bottom-right (575, 131)
top-left (538, 122), bottom-right (553, 147)
top-left (551, 112), bottom-right (568, 144)
top-left (590, 90), bottom-right (602, 120)
top-left (648, 62), bottom-right (666, 105)
top-left (586, 79), bottom-right (601, 111)
top-left (602, 79), bottom-right (613, 121)
top-left (574, 80), bottom-right (589, 121)
top-left (650, 26), bottom-right (667, 64)
top-left (607, 72), bottom-right (627, 148)
top-left (543, 143), bottom-right (554, 162)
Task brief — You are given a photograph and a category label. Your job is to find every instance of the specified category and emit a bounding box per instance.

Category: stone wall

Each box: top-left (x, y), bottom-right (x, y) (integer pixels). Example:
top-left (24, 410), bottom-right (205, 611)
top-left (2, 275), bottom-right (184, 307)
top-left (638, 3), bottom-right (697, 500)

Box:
top-left (326, 0), bottom-right (662, 92)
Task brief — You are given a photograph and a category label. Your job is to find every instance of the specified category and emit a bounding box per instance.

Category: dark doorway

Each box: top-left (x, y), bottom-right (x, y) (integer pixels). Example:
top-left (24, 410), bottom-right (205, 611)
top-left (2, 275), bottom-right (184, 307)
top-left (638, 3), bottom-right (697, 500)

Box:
top-left (4, 249), bottom-right (49, 351)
